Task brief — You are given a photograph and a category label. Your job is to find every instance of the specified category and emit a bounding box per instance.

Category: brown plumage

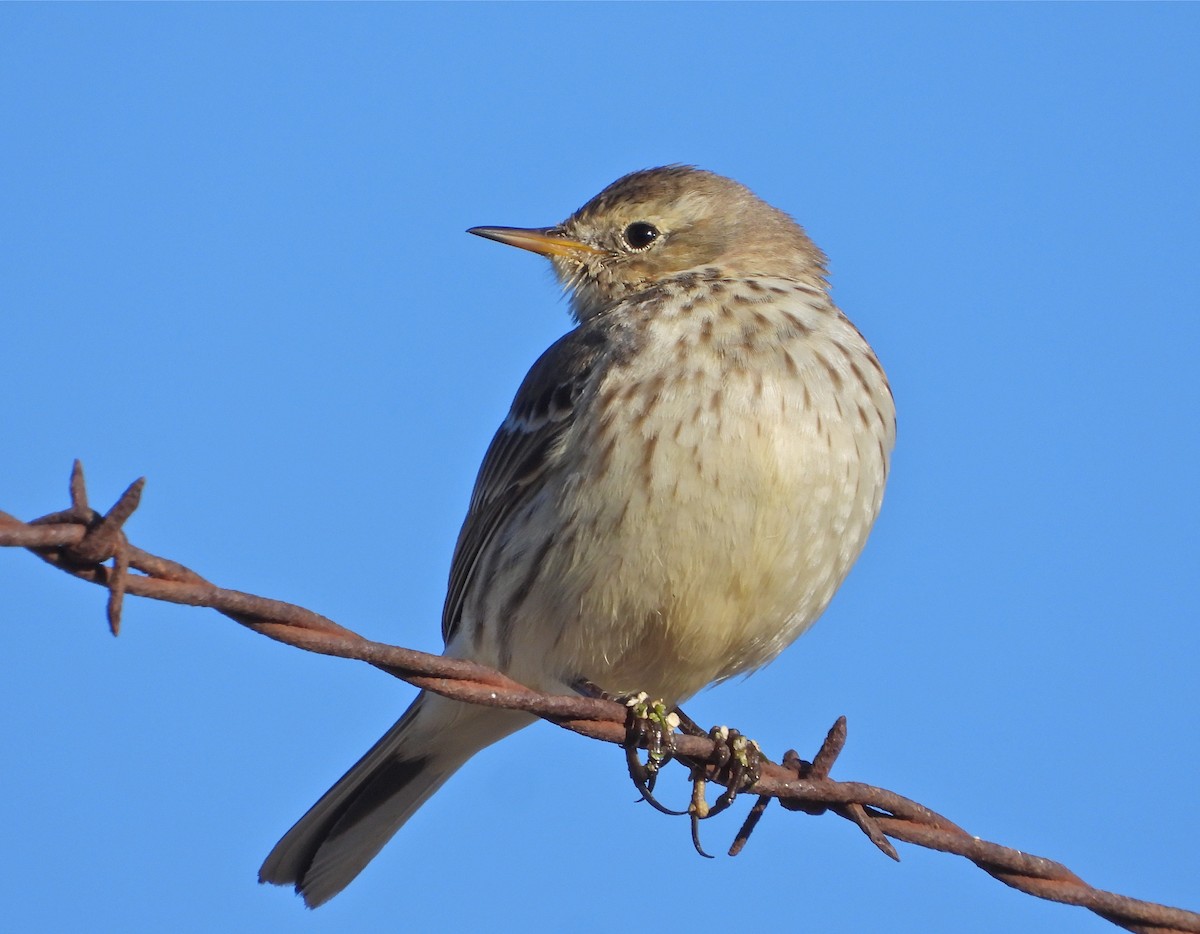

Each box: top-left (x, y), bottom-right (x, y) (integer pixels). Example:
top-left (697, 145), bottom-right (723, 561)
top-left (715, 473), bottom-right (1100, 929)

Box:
top-left (260, 166), bottom-right (895, 906)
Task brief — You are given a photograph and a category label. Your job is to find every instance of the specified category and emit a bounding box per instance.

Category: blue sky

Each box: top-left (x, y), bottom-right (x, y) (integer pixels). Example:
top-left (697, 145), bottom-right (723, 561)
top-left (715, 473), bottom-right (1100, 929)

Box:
top-left (2, 5), bottom-right (1197, 933)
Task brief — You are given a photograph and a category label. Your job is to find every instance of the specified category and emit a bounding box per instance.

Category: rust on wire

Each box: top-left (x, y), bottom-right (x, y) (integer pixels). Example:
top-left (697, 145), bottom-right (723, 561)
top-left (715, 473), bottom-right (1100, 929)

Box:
top-left (1, 462), bottom-right (1199, 934)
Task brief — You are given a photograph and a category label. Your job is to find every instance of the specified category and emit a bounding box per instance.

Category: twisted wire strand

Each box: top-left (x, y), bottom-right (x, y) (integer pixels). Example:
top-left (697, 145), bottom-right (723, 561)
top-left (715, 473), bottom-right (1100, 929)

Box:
top-left (1, 462), bottom-right (1196, 934)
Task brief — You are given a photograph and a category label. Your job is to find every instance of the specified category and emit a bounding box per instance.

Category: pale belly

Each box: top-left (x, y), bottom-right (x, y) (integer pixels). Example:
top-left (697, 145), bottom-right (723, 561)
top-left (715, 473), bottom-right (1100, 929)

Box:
top-left (499, 325), bottom-right (892, 703)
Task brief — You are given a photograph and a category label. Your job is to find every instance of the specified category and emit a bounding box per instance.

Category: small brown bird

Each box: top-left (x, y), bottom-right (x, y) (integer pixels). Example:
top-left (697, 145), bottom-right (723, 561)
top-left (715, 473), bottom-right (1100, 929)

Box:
top-left (260, 166), bottom-right (896, 906)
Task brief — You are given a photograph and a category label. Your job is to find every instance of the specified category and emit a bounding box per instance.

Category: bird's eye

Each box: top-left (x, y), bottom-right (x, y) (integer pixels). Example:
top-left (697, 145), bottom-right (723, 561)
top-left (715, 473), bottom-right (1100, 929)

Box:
top-left (622, 222), bottom-right (660, 250)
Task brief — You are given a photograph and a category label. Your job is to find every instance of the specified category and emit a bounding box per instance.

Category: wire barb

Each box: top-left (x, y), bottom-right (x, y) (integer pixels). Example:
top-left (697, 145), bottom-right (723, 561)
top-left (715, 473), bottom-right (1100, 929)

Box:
top-left (2, 462), bottom-right (1199, 934)
top-left (23, 461), bottom-right (144, 635)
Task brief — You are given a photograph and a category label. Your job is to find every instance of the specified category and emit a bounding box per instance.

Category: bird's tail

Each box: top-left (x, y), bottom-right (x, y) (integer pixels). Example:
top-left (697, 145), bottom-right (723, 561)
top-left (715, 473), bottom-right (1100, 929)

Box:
top-left (259, 691), bottom-right (532, 907)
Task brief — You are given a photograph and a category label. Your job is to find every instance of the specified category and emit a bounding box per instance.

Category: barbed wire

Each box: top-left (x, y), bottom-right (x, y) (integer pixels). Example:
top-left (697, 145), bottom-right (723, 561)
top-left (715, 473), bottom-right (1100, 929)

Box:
top-left (2, 461), bottom-right (1196, 934)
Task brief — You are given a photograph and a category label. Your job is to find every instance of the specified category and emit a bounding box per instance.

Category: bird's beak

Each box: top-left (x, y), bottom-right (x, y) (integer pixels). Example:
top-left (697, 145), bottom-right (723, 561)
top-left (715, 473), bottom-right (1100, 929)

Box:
top-left (468, 226), bottom-right (604, 259)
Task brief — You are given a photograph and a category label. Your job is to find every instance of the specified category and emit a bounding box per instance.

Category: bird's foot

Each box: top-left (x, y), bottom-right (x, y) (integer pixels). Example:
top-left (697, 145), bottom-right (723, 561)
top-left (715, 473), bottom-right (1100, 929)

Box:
top-left (626, 693), bottom-right (681, 770)
top-left (705, 725), bottom-right (764, 797)
top-left (684, 725), bottom-right (764, 857)
top-left (571, 680), bottom-right (685, 812)
top-left (573, 680), bottom-right (764, 831)
top-left (689, 726), bottom-right (763, 814)
top-left (620, 692), bottom-right (687, 815)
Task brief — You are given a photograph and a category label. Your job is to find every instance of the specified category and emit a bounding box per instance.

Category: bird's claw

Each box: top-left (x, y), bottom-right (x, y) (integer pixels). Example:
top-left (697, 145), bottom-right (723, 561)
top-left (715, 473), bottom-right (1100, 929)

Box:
top-left (625, 692), bottom-right (681, 774)
top-left (619, 695), bottom-right (766, 847)
top-left (705, 725), bottom-right (763, 805)
top-left (681, 725), bottom-right (764, 857)
top-left (622, 693), bottom-right (686, 815)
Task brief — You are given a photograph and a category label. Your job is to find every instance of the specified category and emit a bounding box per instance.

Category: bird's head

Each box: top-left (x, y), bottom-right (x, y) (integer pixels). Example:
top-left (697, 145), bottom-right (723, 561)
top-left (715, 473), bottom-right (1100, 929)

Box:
top-left (470, 166), bottom-right (827, 321)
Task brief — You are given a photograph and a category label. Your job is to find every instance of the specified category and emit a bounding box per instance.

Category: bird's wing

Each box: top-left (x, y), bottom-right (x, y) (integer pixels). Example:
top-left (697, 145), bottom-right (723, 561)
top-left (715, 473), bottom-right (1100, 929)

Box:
top-left (442, 323), bottom-right (613, 644)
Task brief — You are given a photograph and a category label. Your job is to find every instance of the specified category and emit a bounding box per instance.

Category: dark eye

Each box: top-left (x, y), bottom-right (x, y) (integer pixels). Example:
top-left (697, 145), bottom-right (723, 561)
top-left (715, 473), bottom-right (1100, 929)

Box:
top-left (622, 221), bottom-right (660, 250)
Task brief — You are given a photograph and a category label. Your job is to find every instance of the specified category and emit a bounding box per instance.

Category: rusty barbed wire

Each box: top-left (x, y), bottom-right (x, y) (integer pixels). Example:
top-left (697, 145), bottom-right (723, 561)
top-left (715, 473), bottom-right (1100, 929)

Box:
top-left (2, 461), bottom-right (1197, 934)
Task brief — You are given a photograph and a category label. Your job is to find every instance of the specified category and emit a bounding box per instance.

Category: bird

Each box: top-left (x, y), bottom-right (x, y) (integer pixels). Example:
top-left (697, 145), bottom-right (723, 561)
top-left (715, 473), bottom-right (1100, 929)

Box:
top-left (259, 165), bottom-right (896, 906)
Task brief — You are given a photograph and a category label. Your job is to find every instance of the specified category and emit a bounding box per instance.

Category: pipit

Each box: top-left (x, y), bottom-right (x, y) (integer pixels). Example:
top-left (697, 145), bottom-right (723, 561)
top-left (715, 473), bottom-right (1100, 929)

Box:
top-left (260, 165), bottom-right (896, 906)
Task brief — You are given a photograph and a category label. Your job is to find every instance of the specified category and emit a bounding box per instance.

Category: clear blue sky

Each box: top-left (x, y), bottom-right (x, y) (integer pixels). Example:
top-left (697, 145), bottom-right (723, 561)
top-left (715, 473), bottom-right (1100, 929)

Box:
top-left (2, 5), bottom-right (1197, 933)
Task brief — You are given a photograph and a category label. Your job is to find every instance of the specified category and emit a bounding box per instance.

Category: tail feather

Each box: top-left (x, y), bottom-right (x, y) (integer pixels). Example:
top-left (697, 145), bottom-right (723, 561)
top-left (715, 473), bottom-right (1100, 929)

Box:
top-left (259, 691), bottom-right (531, 907)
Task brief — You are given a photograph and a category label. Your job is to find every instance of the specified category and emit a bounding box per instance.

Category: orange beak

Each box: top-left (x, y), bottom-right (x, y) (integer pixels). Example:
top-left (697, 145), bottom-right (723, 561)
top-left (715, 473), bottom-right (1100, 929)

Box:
top-left (467, 226), bottom-right (604, 259)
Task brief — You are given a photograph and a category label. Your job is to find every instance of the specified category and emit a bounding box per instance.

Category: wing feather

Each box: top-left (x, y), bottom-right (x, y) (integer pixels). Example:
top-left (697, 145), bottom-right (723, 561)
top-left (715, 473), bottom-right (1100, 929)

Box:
top-left (441, 325), bottom-right (611, 643)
